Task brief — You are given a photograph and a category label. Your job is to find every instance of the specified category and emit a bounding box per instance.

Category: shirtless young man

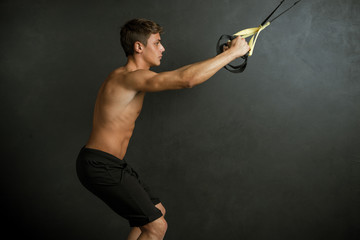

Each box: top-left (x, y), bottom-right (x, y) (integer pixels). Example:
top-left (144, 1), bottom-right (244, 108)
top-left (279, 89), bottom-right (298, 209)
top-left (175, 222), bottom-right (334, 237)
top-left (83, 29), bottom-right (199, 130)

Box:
top-left (76, 18), bottom-right (249, 240)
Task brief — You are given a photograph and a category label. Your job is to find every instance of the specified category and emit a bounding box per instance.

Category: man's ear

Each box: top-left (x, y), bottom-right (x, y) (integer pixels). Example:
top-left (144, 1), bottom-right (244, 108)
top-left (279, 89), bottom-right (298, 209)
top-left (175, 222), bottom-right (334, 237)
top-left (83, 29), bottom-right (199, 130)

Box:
top-left (134, 41), bottom-right (144, 54)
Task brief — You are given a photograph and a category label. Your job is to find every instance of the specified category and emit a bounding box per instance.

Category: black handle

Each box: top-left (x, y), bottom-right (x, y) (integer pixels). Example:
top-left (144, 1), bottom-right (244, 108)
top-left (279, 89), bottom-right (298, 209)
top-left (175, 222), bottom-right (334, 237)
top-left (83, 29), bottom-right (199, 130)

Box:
top-left (216, 34), bottom-right (248, 73)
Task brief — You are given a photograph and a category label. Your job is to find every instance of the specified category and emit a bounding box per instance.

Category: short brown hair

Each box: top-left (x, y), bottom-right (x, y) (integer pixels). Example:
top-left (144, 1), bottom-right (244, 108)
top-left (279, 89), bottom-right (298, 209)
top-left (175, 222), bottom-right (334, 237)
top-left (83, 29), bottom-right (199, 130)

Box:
top-left (120, 18), bottom-right (163, 56)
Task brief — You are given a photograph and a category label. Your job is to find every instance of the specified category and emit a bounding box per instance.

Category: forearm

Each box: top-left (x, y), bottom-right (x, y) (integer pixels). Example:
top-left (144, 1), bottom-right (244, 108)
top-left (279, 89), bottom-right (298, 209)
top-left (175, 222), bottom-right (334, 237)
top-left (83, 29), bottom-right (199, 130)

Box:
top-left (178, 50), bottom-right (238, 87)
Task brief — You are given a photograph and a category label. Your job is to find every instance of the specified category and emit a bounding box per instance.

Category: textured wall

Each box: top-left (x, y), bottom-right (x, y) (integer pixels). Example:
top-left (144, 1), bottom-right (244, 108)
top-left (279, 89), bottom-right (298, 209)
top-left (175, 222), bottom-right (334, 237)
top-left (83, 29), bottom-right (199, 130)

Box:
top-left (1, 0), bottom-right (360, 239)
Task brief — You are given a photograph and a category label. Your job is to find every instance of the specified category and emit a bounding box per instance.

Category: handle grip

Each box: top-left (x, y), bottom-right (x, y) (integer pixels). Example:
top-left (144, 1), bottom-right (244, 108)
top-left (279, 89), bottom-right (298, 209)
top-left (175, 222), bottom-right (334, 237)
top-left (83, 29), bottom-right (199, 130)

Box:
top-left (216, 35), bottom-right (248, 73)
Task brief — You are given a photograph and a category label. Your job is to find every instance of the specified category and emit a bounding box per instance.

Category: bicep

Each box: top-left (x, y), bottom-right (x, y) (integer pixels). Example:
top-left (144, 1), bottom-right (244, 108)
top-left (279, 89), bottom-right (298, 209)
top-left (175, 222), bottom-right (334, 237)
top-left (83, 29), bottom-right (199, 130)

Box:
top-left (123, 70), bottom-right (191, 92)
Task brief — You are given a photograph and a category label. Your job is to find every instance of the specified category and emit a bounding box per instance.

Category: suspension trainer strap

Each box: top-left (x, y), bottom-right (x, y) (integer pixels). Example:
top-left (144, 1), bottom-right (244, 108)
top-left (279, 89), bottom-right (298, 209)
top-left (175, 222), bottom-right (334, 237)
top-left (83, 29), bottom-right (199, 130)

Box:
top-left (216, 0), bottom-right (302, 73)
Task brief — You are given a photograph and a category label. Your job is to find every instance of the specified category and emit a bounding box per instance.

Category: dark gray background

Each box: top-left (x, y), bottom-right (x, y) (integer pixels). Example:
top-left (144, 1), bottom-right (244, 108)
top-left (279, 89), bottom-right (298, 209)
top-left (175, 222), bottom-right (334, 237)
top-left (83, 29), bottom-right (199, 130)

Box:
top-left (1, 0), bottom-right (359, 239)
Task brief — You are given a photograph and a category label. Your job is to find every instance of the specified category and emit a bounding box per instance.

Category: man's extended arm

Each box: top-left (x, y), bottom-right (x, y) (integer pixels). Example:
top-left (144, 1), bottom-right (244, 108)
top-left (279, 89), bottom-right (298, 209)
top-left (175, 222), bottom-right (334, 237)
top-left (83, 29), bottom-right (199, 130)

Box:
top-left (123, 36), bottom-right (250, 92)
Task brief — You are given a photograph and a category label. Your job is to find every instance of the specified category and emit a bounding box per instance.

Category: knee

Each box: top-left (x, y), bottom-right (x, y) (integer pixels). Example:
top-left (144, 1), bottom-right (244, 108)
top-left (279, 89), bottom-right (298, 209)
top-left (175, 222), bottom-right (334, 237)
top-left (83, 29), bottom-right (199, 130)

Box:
top-left (141, 217), bottom-right (167, 239)
top-left (160, 206), bottom-right (166, 216)
top-left (156, 203), bottom-right (166, 217)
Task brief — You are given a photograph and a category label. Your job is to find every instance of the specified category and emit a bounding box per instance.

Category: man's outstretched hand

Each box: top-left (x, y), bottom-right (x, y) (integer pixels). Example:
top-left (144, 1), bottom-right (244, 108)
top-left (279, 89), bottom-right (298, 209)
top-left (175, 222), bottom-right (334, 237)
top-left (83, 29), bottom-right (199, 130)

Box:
top-left (223, 36), bottom-right (250, 58)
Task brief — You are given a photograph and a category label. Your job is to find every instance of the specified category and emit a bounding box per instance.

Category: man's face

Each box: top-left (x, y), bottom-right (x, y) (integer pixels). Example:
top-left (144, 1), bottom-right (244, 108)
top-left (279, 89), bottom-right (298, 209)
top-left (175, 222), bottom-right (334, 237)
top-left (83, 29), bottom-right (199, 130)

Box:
top-left (142, 33), bottom-right (165, 67)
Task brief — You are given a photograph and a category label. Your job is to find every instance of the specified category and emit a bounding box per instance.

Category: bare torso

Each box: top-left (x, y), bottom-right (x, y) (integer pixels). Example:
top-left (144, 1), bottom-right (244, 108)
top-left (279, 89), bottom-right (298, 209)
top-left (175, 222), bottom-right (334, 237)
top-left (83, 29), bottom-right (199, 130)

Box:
top-left (86, 67), bottom-right (145, 160)
top-left (85, 34), bottom-right (250, 160)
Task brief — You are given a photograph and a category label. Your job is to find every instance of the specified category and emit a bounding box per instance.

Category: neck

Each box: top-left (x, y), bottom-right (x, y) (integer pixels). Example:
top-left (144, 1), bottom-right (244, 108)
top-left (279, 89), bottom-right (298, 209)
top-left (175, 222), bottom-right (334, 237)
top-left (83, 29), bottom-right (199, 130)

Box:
top-left (125, 55), bottom-right (150, 71)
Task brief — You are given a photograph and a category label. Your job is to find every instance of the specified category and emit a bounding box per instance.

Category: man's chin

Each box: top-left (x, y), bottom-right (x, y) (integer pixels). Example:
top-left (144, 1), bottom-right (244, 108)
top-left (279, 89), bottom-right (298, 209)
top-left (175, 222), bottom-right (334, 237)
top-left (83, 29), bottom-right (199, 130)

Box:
top-left (152, 61), bottom-right (161, 67)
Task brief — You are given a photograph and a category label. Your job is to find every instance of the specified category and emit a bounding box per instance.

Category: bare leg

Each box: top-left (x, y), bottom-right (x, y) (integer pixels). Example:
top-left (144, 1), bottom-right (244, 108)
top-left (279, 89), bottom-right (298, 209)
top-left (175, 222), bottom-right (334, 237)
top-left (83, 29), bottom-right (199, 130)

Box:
top-left (155, 203), bottom-right (166, 216)
top-left (138, 216), bottom-right (167, 240)
top-left (127, 227), bottom-right (142, 240)
top-left (130, 203), bottom-right (166, 240)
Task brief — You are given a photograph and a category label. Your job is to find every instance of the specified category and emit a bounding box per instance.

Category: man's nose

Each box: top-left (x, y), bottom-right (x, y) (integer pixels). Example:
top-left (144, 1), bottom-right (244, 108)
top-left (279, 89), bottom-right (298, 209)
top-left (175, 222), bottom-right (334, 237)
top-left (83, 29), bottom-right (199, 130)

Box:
top-left (160, 44), bottom-right (165, 53)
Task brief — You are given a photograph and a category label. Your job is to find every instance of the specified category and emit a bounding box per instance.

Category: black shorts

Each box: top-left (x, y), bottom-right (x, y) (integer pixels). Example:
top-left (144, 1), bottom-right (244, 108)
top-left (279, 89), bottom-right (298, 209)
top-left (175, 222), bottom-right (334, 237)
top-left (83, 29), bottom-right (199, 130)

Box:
top-left (76, 146), bottom-right (163, 227)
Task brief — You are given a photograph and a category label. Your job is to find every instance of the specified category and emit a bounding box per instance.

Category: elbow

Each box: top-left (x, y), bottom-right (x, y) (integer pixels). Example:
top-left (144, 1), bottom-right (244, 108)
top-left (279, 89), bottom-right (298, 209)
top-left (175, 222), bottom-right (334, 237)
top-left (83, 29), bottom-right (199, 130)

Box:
top-left (179, 72), bottom-right (195, 89)
top-left (184, 79), bottom-right (194, 89)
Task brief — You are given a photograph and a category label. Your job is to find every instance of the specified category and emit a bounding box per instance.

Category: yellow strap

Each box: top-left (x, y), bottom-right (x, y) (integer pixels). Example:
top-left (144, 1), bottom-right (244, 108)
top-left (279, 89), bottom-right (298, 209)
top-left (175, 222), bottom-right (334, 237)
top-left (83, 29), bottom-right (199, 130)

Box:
top-left (233, 21), bottom-right (270, 56)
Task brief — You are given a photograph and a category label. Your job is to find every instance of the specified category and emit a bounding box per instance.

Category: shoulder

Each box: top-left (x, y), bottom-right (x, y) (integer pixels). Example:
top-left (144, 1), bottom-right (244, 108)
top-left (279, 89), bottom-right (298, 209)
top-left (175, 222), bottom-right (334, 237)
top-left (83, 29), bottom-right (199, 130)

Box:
top-left (107, 66), bottom-right (186, 92)
top-left (109, 68), bottom-right (156, 84)
top-left (99, 70), bottom-right (139, 104)
top-left (118, 68), bottom-right (160, 92)
top-left (124, 69), bottom-right (158, 81)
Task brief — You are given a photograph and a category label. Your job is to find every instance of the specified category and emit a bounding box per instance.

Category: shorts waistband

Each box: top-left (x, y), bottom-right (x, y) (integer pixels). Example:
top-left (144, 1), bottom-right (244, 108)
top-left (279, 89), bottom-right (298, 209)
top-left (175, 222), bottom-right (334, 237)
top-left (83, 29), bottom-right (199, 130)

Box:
top-left (80, 146), bottom-right (126, 165)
